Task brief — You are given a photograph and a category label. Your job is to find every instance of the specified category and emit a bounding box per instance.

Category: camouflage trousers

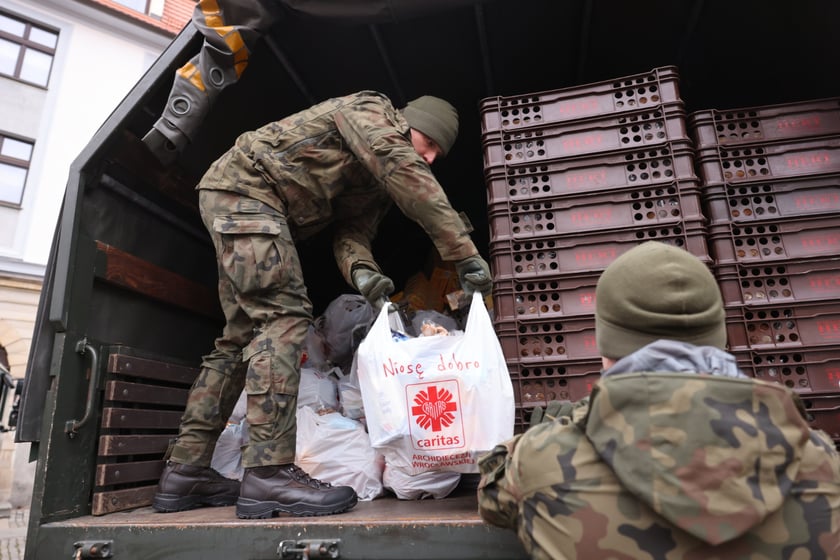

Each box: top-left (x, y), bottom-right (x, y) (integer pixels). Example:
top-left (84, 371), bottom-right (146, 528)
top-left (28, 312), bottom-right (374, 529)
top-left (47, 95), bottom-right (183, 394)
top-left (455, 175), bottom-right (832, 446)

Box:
top-left (170, 189), bottom-right (313, 468)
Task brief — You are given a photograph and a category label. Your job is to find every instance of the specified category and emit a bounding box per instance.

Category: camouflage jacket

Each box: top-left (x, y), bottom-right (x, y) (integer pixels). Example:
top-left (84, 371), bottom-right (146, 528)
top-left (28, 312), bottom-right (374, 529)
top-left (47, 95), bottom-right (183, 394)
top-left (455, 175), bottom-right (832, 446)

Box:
top-left (478, 369), bottom-right (840, 559)
top-left (198, 90), bottom-right (478, 283)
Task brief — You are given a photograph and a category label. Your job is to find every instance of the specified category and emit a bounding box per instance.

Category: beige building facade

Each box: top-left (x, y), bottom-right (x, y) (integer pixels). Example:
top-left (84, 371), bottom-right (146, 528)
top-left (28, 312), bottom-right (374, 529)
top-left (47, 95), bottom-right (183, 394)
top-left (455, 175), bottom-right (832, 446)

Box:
top-left (0, 275), bottom-right (40, 511)
top-left (0, 276), bottom-right (40, 378)
top-left (0, 0), bottom-right (190, 514)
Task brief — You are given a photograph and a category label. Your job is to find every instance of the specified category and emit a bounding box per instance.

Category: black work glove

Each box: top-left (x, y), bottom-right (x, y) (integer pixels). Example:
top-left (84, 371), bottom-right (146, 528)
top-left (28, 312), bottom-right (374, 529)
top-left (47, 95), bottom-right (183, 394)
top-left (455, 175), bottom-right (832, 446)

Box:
top-left (455, 255), bottom-right (492, 296)
top-left (352, 267), bottom-right (395, 311)
top-left (529, 400), bottom-right (573, 429)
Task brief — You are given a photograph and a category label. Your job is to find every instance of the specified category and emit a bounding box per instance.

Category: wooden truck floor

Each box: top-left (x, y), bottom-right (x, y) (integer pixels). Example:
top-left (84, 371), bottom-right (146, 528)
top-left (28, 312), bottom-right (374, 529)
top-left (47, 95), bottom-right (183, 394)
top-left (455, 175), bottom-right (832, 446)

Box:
top-left (33, 493), bottom-right (527, 559)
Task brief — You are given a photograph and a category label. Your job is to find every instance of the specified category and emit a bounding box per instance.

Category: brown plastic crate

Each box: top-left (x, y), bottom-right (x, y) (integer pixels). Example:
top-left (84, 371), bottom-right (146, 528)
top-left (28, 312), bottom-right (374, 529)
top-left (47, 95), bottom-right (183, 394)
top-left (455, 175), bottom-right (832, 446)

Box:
top-left (507, 359), bottom-right (602, 404)
top-left (485, 141), bottom-right (697, 203)
top-left (510, 361), bottom-right (602, 434)
top-left (708, 215), bottom-right (840, 265)
top-left (702, 174), bottom-right (840, 224)
top-left (513, 407), bottom-right (532, 435)
top-left (495, 316), bottom-right (599, 362)
top-left (716, 258), bottom-right (840, 307)
top-left (725, 301), bottom-right (840, 352)
top-left (511, 371), bottom-right (840, 436)
top-left (696, 136), bottom-right (840, 184)
top-left (491, 222), bottom-right (709, 279)
top-left (512, 394), bottom-right (600, 436)
top-left (807, 412), bottom-right (840, 440)
top-left (482, 104), bottom-right (688, 167)
top-left (488, 181), bottom-right (703, 240)
top-left (734, 345), bottom-right (840, 394)
top-left (798, 394), bottom-right (840, 439)
top-left (493, 272), bottom-right (600, 321)
top-left (514, 398), bottom-right (606, 435)
top-left (689, 97), bottom-right (840, 149)
top-left (480, 66), bottom-right (681, 133)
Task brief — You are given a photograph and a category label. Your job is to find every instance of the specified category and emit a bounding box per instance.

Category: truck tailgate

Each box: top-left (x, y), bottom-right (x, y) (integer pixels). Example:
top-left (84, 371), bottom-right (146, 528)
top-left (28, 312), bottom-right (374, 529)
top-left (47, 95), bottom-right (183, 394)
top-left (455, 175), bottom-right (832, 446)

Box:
top-left (32, 495), bottom-right (526, 559)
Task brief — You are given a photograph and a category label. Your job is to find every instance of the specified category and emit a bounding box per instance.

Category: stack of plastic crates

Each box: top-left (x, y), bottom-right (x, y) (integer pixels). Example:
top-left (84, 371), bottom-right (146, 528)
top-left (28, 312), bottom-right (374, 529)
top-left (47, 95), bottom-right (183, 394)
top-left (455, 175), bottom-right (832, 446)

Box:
top-left (481, 66), bottom-right (711, 433)
top-left (689, 97), bottom-right (840, 446)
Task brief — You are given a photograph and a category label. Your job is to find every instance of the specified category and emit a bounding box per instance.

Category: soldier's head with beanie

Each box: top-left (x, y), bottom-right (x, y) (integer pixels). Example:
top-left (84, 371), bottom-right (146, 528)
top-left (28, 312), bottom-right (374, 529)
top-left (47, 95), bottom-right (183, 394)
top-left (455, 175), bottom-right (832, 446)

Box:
top-left (595, 241), bottom-right (726, 361)
top-left (402, 95), bottom-right (459, 157)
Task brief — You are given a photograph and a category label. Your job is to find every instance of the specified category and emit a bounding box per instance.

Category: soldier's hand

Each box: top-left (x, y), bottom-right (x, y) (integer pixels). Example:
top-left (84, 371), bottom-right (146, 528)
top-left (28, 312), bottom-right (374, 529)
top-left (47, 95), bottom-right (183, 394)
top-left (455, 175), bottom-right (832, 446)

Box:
top-left (529, 400), bottom-right (573, 428)
top-left (455, 255), bottom-right (492, 296)
top-left (352, 267), bottom-right (394, 311)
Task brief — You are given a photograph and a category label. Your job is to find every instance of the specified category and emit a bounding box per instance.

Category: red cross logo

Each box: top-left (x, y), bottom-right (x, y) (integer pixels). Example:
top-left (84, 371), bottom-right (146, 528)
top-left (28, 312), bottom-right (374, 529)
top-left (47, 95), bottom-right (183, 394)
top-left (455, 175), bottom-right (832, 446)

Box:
top-left (410, 385), bottom-right (458, 432)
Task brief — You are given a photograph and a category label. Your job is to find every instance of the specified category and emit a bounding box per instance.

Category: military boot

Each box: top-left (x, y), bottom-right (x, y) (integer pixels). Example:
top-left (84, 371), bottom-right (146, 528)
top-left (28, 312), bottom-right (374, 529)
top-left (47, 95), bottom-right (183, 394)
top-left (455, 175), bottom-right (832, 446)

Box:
top-left (153, 461), bottom-right (240, 512)
top-left (236, 464), bottom-right (358, 518)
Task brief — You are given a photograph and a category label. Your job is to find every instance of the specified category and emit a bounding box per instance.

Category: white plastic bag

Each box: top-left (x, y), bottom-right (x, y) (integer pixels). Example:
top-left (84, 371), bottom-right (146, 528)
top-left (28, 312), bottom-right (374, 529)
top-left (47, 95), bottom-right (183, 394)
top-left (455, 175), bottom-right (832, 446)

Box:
top-left (295, 407), bottom-right (384, 501)
top-left (210, 391), bottom-right (249, 480)
top-left (298, 366), bottom-right (342, 412)
top-left (210, 419), bottom-right (248, 480)
top-left (382, 463), bottom-right (461, 500)
top-left (356, 292), bottom-right (514, 475)
top-left (339, 353), bottom-right (366, 421)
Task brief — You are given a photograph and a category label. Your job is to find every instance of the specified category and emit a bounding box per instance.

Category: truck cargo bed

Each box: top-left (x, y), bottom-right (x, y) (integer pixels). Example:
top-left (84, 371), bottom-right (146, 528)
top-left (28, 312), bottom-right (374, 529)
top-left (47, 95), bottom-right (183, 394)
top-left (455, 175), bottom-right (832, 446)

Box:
top-left (33, 494), bottom-right (526, 559)
top-left (18, 1), bottom-right (840, 558)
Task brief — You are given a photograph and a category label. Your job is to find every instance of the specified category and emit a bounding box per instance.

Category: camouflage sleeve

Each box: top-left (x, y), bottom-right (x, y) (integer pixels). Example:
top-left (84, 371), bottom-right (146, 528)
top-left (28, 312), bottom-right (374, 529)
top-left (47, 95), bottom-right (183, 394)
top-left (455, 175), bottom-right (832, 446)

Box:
top-left (333, 95), bottom-right (479, 263)
top-left (477, 436), bottom-right (525, 529)
top-left (331, 194), bottom-right (393, 283)
top-left (478, 397), bottom-right (592, 529)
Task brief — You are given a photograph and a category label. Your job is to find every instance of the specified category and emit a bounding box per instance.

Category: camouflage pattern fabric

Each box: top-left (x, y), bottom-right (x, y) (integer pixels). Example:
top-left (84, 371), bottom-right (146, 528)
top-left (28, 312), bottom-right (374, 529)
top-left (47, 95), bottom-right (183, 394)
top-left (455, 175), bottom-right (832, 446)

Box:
top-left (478, 372), bottom-right (840, 559)
top-left (170, 190), bottom-right (310, 468)
top-left (200, 90), bottom-right (478, 282)
top-left (172, 91), bottom-right (479, 468)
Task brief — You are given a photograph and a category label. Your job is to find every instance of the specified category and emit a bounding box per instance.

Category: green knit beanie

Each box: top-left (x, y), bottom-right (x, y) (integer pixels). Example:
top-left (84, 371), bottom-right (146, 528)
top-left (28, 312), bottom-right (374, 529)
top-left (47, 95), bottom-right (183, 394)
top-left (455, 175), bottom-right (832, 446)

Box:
top-left (595, 241), bottom-right (726, 359)
top-left (403, 95), bottom-right (459, 156)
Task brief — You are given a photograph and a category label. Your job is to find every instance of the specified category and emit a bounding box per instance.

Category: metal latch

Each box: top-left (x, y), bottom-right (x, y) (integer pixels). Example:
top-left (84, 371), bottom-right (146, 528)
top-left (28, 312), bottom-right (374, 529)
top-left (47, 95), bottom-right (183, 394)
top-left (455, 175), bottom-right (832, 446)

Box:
top-left (278, 539), bottom-right (340, 559)
top-left (73, 540), bottom-right (113, 559)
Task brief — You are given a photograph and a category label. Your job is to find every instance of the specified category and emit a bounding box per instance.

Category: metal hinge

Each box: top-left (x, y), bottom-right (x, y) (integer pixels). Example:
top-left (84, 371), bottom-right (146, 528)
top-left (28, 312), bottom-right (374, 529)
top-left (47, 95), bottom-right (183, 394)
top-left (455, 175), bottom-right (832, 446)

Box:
top-left (73, 540), bottom-right (113, 559)
top-left (278, 539), bottom-right (340, 559)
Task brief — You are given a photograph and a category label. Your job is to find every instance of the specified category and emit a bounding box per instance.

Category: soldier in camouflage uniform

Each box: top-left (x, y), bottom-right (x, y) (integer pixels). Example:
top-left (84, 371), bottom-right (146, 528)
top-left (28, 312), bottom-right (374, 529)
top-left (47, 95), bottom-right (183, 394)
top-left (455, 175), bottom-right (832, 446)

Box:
top-left (153, 90), bottom-right (492, 518)
top-left (478, 241), bottom-right (840, 559)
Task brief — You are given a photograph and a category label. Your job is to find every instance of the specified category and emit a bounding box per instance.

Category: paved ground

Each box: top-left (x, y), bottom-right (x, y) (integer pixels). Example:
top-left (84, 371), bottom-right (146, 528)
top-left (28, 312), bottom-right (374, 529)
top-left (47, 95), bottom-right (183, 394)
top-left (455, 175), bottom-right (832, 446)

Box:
top-left (0, 510), bottom-right (27, 560)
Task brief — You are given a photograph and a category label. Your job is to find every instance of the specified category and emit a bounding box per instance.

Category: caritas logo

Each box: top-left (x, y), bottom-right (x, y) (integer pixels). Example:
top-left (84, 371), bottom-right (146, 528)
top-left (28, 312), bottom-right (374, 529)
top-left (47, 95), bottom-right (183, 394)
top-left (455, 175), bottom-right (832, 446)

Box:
top-left (406, 380), bottom-right (465, 450)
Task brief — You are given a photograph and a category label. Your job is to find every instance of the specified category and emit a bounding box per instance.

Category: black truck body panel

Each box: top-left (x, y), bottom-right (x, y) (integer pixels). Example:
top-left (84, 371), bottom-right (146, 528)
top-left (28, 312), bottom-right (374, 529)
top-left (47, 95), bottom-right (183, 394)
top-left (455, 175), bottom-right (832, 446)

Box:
top-left (19, 1), bottom-right (840, 558)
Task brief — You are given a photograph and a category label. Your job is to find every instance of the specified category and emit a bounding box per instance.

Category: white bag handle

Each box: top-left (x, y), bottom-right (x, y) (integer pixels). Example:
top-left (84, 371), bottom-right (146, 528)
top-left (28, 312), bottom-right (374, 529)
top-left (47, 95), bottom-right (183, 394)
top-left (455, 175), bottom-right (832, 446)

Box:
top-left (463, 291), bottom-right (492, 338)
top-left (368, 301), bottom-right (395, 344)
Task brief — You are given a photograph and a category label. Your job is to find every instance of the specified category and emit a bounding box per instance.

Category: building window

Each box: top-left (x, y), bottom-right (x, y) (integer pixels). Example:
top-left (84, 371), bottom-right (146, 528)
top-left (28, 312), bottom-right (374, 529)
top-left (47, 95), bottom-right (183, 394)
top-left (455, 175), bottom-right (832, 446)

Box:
top-left (0, 10), bottom-right (58, 87)
top-left (0, 133), bottom-right (33, 207)
top-left (110, 0), bottom-right (165, 19)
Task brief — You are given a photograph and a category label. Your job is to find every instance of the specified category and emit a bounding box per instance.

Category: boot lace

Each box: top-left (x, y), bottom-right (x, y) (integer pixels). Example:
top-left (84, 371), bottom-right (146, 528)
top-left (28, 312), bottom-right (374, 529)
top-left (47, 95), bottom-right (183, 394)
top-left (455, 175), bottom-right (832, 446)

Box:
top-left (285, 464), bottom-right (332, 489)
